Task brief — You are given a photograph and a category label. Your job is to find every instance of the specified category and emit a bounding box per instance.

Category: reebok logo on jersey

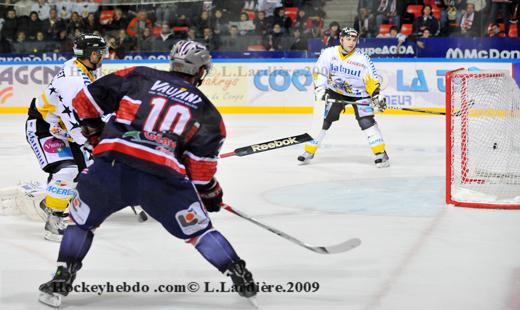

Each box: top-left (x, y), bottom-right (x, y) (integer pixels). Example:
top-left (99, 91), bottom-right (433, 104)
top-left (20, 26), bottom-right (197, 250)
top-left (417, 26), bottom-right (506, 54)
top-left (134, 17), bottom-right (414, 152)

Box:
top-left (251, 137), bottom-right (298, 152)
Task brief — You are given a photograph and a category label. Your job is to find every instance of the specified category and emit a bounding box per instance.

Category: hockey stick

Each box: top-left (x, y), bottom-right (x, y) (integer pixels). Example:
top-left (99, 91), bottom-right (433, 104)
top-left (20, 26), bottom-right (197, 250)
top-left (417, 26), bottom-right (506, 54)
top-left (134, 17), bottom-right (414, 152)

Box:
top-left (222, 203), bottom-right (361, 254)
top-left (328, 98), bottom-right (473, 116)
top-left (219, 133), bottom-right (313, 158)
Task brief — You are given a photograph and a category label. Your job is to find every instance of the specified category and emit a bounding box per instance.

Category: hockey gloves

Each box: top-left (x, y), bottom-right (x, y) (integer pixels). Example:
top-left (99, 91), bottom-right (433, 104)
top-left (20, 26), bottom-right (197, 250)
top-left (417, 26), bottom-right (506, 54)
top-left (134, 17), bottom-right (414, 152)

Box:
top-left (79, 119), bottom-right (104, 152)
top-left (371, 93), bottom-right (387, 112)
top-left (197, 178), bottom-right (223, 212)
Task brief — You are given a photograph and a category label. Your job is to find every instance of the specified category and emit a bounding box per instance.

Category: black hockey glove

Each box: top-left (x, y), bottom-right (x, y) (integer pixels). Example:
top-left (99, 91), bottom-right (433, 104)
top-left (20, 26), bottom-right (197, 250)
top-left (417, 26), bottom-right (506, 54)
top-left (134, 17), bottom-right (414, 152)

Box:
top-left (80, 118), bottom-right (104, 152)
top-left (197, 178), bottom-right (223, 212)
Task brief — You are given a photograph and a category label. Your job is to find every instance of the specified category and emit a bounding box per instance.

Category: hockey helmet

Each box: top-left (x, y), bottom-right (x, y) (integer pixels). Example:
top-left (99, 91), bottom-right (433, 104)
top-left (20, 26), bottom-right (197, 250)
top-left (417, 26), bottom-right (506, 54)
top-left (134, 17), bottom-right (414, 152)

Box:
top-left (73, 34), bottom-right (107, 59)
top-left (169, 40), bottom-right (212, 77)
top-left (339, 27), bottom-right (359, 39)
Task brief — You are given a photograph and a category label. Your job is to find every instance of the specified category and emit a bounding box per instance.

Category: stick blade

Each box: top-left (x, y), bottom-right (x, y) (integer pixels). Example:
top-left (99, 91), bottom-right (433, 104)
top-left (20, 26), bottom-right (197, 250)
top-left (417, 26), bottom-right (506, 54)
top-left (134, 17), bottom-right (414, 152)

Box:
top-left (306, 238), bottom-right (362, 254)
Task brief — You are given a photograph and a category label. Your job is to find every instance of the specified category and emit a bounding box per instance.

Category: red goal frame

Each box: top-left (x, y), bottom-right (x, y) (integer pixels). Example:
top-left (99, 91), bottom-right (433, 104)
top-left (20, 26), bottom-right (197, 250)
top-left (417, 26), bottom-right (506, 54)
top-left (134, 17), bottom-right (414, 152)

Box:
top-left (445, 69), bottom-right (520, 209)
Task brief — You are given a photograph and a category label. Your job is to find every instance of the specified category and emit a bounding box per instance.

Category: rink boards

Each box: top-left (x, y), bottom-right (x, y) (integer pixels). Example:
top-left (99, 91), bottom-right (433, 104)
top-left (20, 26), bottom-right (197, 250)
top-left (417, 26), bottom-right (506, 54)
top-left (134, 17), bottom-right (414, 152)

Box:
top-left (0, 58), bottom-right (517, 114)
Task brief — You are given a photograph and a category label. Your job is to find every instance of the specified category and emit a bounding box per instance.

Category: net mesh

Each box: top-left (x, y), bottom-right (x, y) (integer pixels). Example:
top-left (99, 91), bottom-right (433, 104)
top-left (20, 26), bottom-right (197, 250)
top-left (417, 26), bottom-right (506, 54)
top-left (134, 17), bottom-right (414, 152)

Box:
top-left (449, 70), bottom-right (520, 206)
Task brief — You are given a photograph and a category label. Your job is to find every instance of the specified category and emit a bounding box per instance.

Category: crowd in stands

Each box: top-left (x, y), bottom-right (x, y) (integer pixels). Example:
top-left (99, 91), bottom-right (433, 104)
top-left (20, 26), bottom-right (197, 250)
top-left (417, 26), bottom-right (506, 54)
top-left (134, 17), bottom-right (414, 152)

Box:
top-left (0, 0), bottom-right (329, 56)
top-left (356, 0), bottom-right (519, 40)
top-left (0, 0), bottom-right (517, 56)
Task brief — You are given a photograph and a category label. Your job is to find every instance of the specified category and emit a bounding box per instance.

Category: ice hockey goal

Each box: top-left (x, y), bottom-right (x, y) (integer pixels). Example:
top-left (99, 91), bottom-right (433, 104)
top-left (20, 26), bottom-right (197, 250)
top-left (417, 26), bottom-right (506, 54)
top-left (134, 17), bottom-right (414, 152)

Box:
top-left (446, 69), bottom-right (520, 208)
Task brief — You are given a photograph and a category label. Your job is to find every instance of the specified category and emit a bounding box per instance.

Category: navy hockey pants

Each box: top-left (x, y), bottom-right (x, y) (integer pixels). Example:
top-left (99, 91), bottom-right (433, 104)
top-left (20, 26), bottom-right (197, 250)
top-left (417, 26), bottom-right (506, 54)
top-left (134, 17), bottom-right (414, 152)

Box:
top-left (69, 158), bottom-right (213, 239)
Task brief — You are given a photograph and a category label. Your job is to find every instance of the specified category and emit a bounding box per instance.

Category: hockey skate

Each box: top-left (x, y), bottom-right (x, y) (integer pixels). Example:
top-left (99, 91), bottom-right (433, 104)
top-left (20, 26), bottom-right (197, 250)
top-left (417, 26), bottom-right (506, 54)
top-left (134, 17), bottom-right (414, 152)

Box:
top-left (44, 211), bottom-right (68, 242)
top-left (39, 262), bottom-right (82, 307)
top-left (297, 143), bottom-right (318, 164)
top-left (225, 259), bottom-right (258, 299)
top-left (374, 151), bottom-right (390, 168)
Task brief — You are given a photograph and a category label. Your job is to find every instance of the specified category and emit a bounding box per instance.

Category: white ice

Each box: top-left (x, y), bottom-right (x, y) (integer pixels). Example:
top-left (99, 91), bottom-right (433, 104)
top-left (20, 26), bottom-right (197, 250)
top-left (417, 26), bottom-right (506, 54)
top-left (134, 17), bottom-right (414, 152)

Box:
top-left (1, 114), bottom-right (520, 310)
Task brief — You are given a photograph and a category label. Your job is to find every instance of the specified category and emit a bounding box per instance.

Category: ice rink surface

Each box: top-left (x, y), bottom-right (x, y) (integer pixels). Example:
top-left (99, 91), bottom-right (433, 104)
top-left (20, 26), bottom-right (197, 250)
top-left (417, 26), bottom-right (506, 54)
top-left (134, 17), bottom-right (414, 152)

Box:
top-left (1, 113), bottom-right (520, 310)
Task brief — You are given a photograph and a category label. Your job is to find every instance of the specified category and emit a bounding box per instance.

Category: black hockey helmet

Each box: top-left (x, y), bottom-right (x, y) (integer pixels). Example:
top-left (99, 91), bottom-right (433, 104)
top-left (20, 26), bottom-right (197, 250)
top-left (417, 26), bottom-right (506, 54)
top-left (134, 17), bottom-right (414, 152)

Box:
top-left (339, 27), bottom-right (358, 39)
top-left (73, 34), bottom-right (107, 59)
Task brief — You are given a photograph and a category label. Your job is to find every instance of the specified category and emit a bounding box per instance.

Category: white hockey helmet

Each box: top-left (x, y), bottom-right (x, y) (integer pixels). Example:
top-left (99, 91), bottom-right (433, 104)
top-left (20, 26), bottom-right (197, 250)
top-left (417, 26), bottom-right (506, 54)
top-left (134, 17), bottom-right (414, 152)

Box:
top-left (169, 40), bottom-right (212, 85)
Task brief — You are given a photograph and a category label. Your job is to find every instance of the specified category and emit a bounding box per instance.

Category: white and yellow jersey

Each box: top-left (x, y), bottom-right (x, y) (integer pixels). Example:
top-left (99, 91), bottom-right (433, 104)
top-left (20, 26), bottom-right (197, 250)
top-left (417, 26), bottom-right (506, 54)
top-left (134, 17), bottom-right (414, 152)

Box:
top-left (314, 46), bottom-right (380, 98)
top-left (35, 58), bottom-right (97, 145)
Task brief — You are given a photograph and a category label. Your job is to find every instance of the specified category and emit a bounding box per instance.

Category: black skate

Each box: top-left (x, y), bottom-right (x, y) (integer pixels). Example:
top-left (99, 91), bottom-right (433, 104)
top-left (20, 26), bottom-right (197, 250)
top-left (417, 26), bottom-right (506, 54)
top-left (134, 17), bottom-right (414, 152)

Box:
top-left (39, 262), bottom-right (81, 307)
top-left (225, 260), bottom-right (258, 298)
top-left (374, 151), bottom-right (390, 168)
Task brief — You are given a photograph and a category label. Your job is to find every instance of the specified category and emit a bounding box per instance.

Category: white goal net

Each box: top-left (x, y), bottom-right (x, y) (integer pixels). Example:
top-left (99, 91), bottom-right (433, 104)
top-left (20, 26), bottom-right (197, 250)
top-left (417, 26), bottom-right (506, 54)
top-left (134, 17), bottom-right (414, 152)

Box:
top-left (446, 69), bottom-right (520, 208)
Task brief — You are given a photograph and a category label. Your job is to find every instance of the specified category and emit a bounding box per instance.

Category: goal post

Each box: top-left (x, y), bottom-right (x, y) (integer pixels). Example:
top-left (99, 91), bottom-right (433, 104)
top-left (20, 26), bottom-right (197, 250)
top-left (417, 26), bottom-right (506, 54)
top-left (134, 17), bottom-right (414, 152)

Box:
top-left (446, 68), bottom-right (520, 209)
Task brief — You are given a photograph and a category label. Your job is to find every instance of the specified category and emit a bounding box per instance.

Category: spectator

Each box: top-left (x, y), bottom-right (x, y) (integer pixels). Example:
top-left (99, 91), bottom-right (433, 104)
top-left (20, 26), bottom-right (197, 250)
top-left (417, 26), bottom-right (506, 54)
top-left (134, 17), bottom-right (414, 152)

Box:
top-left (220, 24), bottom-right (247, 51)
top-left (23, 11), bottom-right (43, 40)
top-left (26, 30), bottom-right (52, 53)
top-left (14, 0), bottom-right (33, 18)
top-left (55, 0), bottom-right (73, 20)
top-left (194, 11), bottom-right (211, 37)
top-left (152, 23), bottom-right (176, 51)
top-left (458, 2), bottom-right (481, 36)
top-left (187, 27), bottom-right (197, 41)
top-left (244, 0), bottom-right (258, 10)
top-left (1, 8), bottom-right (18, 41)
top-left (106, 36), bottom-right (123, 59)
top-left (488, 22), bottom-right (506, 37)
top-left (42, 8), bottom-right (65, 41)
top-left (377, 24), bottom-right (398, 37)
top-left (213, 0), bottom-right (245, 21)
top-left (84, 12), bottom-right (101, 34)
top-left (201, 27), bottom-right (220, 51)
top-left (290, 28), bottom-right (307, 50)
top-left (264, 23), bottom-right (287, 50)
top-left (323, 21), bottom-right (340, 47)
top-left (354, 7), bottom-right (376, 37)
top-left (489, 0), bottom-right (513, 33)
top-left (256, 0), bottom-right (283, 17)
top-left (210, 9), bottom-right (228, 36)
top-left (11, 31), bottom-right (28, 53)
top-left (137, 27), bottom-right (155, 51)
top-left (117, 29), bottom-right (136, 52)
top-left (293, 8), bottom-right (308, 31)
top-left (0, 32), bottom-right (11, 53)
top-left (375, 0), bottom-right (401, 31)
top-left (154, 3), bottom-right (175, 26)
top-left (412, 5), bottom-right (440, 36)
top-left (73, 0), bottom-right (99, 19)
top-left (229, 12), bottom-right (255, 36)
top-left (106, 8), bottom-right (129, 33)
top-left (31, 0), bottom-right (51, 21)
top-left (254, 10), bottom-right (270, 35)
top-left (56, 29), bottom-right (73, 53)
top-left (126, 9), bottom-right (153, 38)
top-left (175, 14), bottom-right (191, 28)
top-left (272, 7), bottom-right (292, 33)
top-left (66, 11), bottom-right (85, 35)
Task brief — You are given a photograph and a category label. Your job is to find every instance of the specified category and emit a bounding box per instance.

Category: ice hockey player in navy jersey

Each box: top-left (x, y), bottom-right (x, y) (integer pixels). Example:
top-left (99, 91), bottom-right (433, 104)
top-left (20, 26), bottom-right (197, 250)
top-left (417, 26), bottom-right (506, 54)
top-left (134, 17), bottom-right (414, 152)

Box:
top-left (38, 40), bottom-right (258, 307)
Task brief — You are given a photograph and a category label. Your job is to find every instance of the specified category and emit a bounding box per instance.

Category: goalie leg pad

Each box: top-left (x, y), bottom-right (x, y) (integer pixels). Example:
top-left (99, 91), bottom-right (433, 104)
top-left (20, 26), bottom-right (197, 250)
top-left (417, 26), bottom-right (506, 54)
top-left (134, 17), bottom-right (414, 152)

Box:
top-left (46, 166), bottom-right (78, 211)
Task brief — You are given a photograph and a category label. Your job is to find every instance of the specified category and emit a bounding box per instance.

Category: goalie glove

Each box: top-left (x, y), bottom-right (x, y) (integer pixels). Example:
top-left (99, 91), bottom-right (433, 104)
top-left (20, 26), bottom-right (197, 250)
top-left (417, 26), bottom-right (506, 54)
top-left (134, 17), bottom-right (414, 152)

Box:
top-left (314, 85), bottom-right (326, 102)
top-left (197, 178), bottom-right (223, 212)
top-left (371, 93), bottom-right (387, 112)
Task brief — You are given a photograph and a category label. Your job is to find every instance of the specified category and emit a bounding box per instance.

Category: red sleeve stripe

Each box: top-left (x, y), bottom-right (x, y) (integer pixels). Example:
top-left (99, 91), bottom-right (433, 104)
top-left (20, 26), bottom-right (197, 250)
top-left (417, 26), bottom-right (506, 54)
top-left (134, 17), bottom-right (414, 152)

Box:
top-left (115, 95), bottom-right (141, 124)
top-left (114, 66), bottom-right (137, 77)
top-left (183, 151), bottom-right (218, 184)
top-left (72, 88), bottom-right (103, 119)
top-left (93, 138), bottom-right (186, 175)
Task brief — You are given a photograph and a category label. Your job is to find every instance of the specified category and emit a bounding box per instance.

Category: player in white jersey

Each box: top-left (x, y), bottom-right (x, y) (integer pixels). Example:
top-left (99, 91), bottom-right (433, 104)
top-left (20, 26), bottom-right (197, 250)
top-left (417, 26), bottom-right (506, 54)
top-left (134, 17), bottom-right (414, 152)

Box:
top-left (25, 34), bottom-right (107, 241)
top-left (298, 27), bottom-right (389, 167)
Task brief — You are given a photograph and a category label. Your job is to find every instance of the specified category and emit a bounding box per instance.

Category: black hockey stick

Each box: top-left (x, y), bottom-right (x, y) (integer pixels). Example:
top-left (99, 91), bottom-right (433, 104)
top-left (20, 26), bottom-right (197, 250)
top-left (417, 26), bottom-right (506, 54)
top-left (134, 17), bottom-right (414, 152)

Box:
top-left (328, 98), bottom-right (473, 116)
top-left (220, 133), bottom-right (313, 158)
top-left (222, 203), bottom-right (361, 254)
